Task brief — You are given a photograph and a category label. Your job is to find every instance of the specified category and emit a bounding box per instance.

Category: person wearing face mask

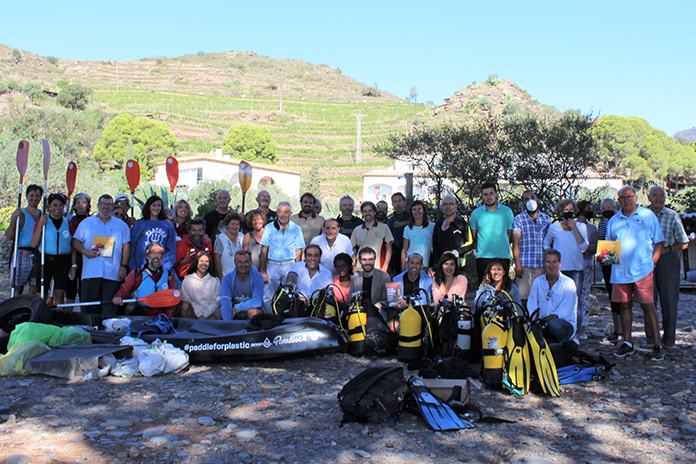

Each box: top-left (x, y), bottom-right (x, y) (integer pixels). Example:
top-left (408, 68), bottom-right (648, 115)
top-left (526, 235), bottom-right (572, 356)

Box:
top-left (597, 198), bottom-right (623, 343)
top-left (543, 199), bottom-right (588, 341)
top-left (512, 190), bottom-right (551, 306)
top-left (575, 200), bottom-right (599, 339)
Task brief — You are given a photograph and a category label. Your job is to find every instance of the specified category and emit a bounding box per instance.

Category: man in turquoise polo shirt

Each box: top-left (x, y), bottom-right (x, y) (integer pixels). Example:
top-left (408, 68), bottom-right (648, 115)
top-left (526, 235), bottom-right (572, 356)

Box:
top-left (259, 201), bottom-right (306, 311)
top-left (470, 182), bottom-right (514, 283)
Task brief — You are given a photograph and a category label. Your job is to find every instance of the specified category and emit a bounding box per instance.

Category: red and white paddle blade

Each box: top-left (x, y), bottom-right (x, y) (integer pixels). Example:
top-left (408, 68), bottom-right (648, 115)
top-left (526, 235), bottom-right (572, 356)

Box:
top-left (66, 162), bottom-right (77, 197)
top-left (125, 159), bottom-right (140, 194)
top-left (16, 140), bottom-right (29, 178)
top-left (137, 288), bottom-right (182, 308)
top-left (166, 156), bottom-right (179, 193)
top-left (42, 139), bottom-right (51, 179)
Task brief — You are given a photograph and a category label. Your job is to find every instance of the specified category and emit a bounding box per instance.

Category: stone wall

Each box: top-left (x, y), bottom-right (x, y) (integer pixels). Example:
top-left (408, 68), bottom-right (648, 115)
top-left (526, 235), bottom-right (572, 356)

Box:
top-left (0, 235), bottom-right (13, 280)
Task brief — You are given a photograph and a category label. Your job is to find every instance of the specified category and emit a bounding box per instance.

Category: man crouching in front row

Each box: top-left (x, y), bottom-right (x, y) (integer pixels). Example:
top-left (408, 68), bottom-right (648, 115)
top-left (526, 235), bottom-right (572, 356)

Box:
top-left (113, 241), bottom-right (180, 317)
top-left (220, 249), bottom-right (265, 320)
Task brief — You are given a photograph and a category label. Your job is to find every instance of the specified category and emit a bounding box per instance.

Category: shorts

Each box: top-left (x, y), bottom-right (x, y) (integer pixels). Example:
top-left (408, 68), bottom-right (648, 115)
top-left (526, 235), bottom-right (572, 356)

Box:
top-left (611, 272), bottom-right (654, 305)
top-left (41, 254), bottom-right (72, 292)
top-left (10, 250), bottom-right (35, 287)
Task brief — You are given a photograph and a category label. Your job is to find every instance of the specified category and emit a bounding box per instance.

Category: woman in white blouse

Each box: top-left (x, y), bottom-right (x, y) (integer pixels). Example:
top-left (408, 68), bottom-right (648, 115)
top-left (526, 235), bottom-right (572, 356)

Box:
top-left (180, 251), bottom-right (221, 319)
top-left (543, 199), bottom-right (588, 335)
top-left (214, 211), bottom-right (245, 277)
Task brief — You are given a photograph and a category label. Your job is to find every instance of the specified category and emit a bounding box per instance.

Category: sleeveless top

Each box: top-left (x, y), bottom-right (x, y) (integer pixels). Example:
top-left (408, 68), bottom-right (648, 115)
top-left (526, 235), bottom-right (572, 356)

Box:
top-left (41, 217), bottom-right (72, 255)
top-left (247, 232), bottom-right (262, 269)
top-left (18, 208), bottom-right (37, 248)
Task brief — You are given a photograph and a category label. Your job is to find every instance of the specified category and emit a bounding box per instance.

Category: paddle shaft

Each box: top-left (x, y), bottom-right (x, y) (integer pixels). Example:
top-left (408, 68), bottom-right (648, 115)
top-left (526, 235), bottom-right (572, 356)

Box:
top-left (40, 178), bottom-right (48, 298)
top-left (56, 298), bottom-right (139, 308)
top-left (40, 140), bottom-right (50, 299)
top-left (10, 180), bottom-right (23, 297)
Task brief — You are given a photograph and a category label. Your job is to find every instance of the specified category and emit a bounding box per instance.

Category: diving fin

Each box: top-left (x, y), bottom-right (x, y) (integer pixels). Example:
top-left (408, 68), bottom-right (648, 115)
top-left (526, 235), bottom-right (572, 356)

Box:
top-left (502, 316), bottom-right (530, 396)
top-left (408, 378), bottom-right (475, 431)
top-left (557, 364), bottom-right (609, 385)
top-left (526, 322), bottom-right (560, 397)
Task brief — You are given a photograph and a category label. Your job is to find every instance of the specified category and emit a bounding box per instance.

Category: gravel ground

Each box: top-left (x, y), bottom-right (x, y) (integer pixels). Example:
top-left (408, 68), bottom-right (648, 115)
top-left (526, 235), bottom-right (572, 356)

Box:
top-left (1, 286), bottom-right (695, 464)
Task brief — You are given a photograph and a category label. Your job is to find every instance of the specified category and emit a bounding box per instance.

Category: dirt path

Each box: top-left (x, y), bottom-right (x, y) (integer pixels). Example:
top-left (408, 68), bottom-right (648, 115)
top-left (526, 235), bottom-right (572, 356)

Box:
top-left (1, 288), bottom-right (695, 464)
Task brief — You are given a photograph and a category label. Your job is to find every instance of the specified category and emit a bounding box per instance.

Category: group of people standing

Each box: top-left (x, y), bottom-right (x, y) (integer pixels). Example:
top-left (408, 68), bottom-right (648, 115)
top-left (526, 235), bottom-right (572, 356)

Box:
top-left (6, 181), bottom-right (688, 362)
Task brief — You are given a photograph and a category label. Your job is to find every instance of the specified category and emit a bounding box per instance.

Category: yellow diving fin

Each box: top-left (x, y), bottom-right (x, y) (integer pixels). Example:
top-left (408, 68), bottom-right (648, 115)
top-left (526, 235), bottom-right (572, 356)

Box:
top-left (526, 322), bottom-right (560, 397)
top-left (502, 316), bottom-right (530, 396)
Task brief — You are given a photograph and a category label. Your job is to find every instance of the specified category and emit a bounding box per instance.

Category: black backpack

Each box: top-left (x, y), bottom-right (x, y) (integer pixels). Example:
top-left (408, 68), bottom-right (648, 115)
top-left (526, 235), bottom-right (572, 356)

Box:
top-left (271, 285), bottom-right (310, 318)
top-left (337, 366), bottom-right (408, 424)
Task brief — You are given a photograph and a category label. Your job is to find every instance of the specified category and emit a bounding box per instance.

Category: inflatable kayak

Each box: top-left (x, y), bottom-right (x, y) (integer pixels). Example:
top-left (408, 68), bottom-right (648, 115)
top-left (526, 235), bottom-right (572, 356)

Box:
top-left (0, 295), bottom-right (347, 362)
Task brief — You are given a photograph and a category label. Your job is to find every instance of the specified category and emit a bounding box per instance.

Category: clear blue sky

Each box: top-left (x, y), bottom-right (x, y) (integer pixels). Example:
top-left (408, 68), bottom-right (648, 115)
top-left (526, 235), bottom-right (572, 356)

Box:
top-left (2, 0), bottom-right (694, 135)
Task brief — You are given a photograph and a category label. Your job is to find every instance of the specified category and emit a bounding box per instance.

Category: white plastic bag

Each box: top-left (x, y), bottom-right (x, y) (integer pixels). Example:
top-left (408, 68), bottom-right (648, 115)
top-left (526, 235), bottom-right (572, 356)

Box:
top-left (149, 339), bottom-right (189, 375)
top-left (103, 318), bottom-right (131, 332)
top-left (138, 348), bottom-right (167, 377)
top-left (113, 338), bottom-right (188, 377)
top-left (97, 354), bottom-right (117, 378)
top-left (119, 335), bottom-right (149, 358)
top-left (112, 358), bottom-right (140, 377)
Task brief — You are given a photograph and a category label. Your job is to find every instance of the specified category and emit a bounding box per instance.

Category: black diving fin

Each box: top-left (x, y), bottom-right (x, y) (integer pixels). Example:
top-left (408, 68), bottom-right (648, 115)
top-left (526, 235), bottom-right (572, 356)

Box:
top-left (408, 378), bottom-right (475, 431)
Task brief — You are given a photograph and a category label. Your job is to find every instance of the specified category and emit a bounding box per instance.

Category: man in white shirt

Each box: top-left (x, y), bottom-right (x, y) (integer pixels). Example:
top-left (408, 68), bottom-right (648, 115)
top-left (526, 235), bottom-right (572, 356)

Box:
top-left (310, 219), bottom-right (353, 277)
top-left (286, 245), bottom-right (333, 297)
top-left (527, 249), bottom-right (577, 343)
top-left (72, 194), bottom-right (131, 316)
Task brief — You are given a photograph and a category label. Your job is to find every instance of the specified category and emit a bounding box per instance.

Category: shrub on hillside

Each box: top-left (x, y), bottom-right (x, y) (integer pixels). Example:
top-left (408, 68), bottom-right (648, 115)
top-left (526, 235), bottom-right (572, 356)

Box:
top-left (361, 87), bottom-right (380, 97)
top-left (22, 82), bottom-right (45, 103)
top-left (57, 84), bottom-right (93, 111)
top-left (223, 124), bottom-right (278, 164)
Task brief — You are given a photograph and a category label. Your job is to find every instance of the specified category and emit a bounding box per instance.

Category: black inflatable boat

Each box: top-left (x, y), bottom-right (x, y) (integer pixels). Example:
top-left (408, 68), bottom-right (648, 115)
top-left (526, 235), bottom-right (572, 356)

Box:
top-left (0, 295), bottom-right (347, 362)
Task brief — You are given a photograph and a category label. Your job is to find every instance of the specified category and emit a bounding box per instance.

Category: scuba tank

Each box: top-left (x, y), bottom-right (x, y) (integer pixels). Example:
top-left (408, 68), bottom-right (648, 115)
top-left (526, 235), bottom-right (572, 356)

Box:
top-left (480, 304), bottom-right (509, 386)
top-left (452, 295), bottom-right (473, 353)
top-left (398, 303), bottom-right (423, 362)
top-left (398, 288), bottom-right (431, 362)
top-left (310, 286), bottom-right (339, 325)
top-left (346, 291), bottom-right (367, 356)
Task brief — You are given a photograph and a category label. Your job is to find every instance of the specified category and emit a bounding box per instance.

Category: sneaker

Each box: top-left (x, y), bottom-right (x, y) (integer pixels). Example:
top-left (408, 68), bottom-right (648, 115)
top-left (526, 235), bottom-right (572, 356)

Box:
top-left (649, 346), bottom-right (665, 361)
top-left (615, 343), bottom-right (636, 358)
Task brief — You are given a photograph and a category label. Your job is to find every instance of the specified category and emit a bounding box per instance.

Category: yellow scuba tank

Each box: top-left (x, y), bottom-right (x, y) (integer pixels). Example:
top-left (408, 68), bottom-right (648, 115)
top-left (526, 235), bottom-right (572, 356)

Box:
top-left (346, 293), bottom-right (367, 356)
top-left (398, 304), bottom-right (423, 362)
top-left (310, 287), bottom-right (339, 324)
top-left (481, 318), bottom-right (508, 386)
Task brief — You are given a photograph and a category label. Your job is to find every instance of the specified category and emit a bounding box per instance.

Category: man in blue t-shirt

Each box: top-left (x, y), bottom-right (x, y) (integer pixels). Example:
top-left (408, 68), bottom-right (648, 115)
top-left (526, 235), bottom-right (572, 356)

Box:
top-left (221, 250), bottom-right (265, 320)
top-left (607, 186), bottom-right (665, 361)
top-left (470, 182), bottom-right (514, 283)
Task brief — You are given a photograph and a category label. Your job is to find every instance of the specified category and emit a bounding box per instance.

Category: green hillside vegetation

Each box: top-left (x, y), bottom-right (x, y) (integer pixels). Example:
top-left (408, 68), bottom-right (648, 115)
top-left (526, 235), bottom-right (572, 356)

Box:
top-left (1, 45), bottom-right (695, 207)
top-left (0, 45), bottom-right (427, 200)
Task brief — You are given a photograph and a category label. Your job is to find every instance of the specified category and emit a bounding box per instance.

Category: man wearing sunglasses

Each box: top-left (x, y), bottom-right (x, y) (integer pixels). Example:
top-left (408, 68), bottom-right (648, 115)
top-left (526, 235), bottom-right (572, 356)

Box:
top-left (527, 248), bottom-right (577, 343)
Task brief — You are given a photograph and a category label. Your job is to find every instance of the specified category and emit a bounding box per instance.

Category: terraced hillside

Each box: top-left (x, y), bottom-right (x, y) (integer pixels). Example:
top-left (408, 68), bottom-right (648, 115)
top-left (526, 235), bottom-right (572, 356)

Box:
top-left (0, 46), bottom-right (428, 199)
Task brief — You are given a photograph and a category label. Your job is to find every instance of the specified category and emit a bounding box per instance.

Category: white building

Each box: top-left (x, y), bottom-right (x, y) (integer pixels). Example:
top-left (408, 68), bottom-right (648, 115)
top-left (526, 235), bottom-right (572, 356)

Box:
top-left (363, 161), bottom-right (623, 204)
top-left (154, 148), bottom-right (301, 197)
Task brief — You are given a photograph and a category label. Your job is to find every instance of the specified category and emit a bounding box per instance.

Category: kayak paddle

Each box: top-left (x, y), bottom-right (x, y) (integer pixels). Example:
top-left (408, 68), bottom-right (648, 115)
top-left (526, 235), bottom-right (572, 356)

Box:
top-left (10, 140), bottom-right (30, 297)
top-left (125, 159), bottom-right (140, 218)
top-left (165, 156), bottom-right (179, 209)
top-left (65, 161), bottom-right (77, 216)
top-left (56, 288), bottom-right (182, 309)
